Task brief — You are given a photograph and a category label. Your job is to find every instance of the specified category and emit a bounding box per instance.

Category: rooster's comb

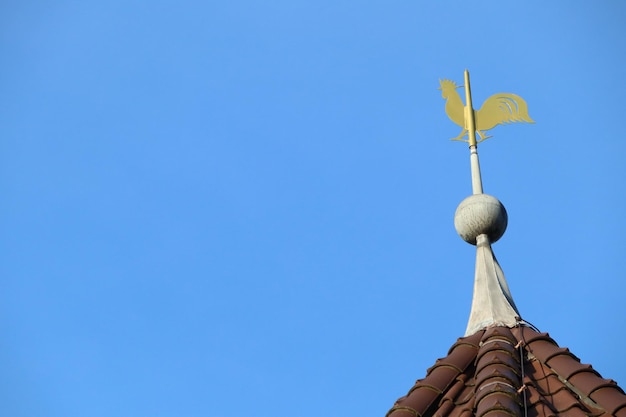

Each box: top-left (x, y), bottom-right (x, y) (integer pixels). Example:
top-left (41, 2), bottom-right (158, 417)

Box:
top-left (438, 79), bottom-right (461, 90)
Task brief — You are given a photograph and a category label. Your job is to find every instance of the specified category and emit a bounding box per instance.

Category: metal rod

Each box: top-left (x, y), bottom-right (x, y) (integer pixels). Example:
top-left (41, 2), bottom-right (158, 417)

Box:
top-left (464, 70), bottom-right (483, 195)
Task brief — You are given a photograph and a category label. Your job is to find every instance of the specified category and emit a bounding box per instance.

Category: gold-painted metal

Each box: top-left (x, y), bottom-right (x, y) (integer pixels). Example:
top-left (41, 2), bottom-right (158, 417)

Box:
top-left (463, 70), bottom-right (478, 148)
top-left (439, 70), bottom-right (534, 144)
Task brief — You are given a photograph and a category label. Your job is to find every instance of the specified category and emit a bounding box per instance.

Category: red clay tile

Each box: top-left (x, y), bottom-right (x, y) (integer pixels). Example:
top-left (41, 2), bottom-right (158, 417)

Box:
top-left (475, 367), bottom-right (520, 388)
top-left (404, 384), bottom-right (440, 404)
top-left (548, 388), bottom-right (589, 412)
top-left (475, 393), bottom-right (521, 417)
top-left (528, 401), bottom-right (558, 417)
top-left (545, 353), bottom-right (595, 380)
top-left (530, 373), bottom-right (569, 397)
top-left (615, 404), bottom-right (626, 417)
top-left (550, 407), bottom-right (588, 417)
top-left (567, 371), bottom-right (613, 397)
top-left (448, 408), bottom-right (473, 417)
top-left (433, 396), bottom-right (455, 417)
top-left (523, 339), bottom-right (560, 361)
top-left (476, 383), bottom-right (519, 403)
top-left (589, 385), bottom-right (626, 414)
top-left (436, 344), bottom-right (481, 372)
top-left (387, 407), bottom-right (418, 417)
top-left (454, 383), bottom-right (476, 408)
top-left (438, 376), bottom-right (468, 406)
top-left (523, 358), bottom-right (555, 382)
top-left (426, 364), bottom-right (464, 392)
top-left (524, 385), bottom-right (545, 405)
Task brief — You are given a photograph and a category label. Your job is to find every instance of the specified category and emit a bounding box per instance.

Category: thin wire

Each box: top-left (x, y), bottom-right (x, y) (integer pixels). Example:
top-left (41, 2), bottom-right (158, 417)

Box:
top-left (519, 339), bottom-right (528, 417)
top-left (516, 317), bottom-right (530, 417)
top-left (516, 316), bottom-right (541, 333)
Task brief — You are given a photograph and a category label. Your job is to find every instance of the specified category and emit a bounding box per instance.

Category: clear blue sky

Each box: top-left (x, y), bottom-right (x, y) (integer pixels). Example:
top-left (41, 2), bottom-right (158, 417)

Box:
top-left (1, 2), bottom-right (625, 416)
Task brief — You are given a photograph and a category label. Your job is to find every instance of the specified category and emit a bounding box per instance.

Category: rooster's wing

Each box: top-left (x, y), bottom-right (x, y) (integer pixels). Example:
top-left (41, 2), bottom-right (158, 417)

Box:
top-left (475, 93), bottom-right (534, 132)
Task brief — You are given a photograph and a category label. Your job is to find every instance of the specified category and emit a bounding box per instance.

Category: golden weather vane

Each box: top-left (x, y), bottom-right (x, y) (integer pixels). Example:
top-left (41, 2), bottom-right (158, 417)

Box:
top-left (441, 70), bottom-right (534, 195)
top-left (439, 70), bottom-right (534, 146)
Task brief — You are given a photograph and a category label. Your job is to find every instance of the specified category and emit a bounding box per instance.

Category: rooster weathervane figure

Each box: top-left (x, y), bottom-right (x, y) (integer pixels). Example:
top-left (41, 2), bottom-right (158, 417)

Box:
top-left (442, 70), bottom-right (534, 195)
top-left (440, 70), bottom-right (534, 145)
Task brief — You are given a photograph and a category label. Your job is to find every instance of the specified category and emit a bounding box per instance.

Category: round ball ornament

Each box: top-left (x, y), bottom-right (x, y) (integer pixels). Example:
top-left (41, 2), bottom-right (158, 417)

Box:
top-left (454, 194), bottom-right (507, 245)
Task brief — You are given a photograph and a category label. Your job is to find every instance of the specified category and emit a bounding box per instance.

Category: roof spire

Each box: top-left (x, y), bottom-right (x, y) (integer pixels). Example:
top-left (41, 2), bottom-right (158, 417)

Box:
top-left (386, 72), bottom-right (626, 417)
top-left (440, 69), bottom-right (533, 335)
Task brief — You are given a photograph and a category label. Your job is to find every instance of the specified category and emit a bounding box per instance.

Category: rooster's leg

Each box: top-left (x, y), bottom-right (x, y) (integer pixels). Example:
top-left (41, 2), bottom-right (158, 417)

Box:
top-left (476, 130), bottom-right (492, 143)
top-left (451, 129), bottom-right (468, 142)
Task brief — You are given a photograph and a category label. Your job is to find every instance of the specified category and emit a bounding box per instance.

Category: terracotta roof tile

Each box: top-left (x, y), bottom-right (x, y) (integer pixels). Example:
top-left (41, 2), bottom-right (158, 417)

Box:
top-left (528, 401), bottom-right (557, 417)
top-left (524, 385), bottom-right (559, 415)
top-left (590, 385), bottom-right (626, 414)
top-left (387, 326), bottom-right (626, 417)
top-left (447, 408), bottom-right (473, 417)
top-left (546, 352), bottom-right (595, 379)
top-left (544, 387), bottom-right (590, 413)
top-left (568, 372), bottom-right (614, 397)
top-left (385, 408), bottom-right (417, 417)
top-left (426, 364), bottom-right (466, 392)
top-left (438, 376), bottom-right (469, 412)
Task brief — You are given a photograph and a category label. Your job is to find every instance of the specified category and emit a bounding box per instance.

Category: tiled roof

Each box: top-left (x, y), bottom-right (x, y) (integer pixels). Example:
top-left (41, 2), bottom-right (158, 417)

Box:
top-left (386, 325), bottom-right (626, 417)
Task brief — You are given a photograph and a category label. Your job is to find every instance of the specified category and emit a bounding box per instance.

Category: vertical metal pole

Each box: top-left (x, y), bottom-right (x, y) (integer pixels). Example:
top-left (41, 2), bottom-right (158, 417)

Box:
top-left (464, 70), bottom-right (483, 195)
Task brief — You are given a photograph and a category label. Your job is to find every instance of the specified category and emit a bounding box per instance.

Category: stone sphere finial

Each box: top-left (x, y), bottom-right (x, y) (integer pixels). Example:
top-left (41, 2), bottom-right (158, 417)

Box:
top-left (454, 194), bottom-right (507, 245)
